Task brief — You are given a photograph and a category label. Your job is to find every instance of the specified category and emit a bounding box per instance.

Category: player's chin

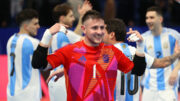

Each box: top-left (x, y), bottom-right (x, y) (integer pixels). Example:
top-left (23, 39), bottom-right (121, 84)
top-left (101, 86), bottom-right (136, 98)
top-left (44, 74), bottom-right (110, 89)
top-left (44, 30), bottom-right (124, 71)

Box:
top-left (94, 39), bottom-right (103, 44)
top-left (30, 32), bottom-right (37, 36)
top-left (148, 25), bottom-right (153, 30)
top-left (68, 23), bottom-right (73, 28)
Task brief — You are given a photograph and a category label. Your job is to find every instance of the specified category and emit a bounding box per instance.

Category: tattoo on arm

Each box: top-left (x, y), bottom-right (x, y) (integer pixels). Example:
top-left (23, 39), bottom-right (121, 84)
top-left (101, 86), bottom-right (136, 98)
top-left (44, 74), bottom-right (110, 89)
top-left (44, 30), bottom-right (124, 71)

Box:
top-left (152, 53), bottom-right (179, 68)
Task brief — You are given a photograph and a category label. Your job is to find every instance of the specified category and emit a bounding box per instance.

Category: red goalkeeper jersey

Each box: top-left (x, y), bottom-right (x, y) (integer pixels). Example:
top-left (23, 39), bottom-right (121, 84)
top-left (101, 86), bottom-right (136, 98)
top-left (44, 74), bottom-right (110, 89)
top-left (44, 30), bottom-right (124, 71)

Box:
top-left (47, 40), bottom-right (134, 101)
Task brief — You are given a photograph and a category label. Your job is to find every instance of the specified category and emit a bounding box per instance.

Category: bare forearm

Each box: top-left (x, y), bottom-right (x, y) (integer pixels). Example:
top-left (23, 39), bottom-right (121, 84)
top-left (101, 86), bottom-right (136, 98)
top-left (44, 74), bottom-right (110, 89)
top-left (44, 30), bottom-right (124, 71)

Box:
top-left (152, 53), bottom-right (179, 68)
top-left (74, 16), bottom-right (83, 35)
top-left (135, 51), bottom-right (145, 57)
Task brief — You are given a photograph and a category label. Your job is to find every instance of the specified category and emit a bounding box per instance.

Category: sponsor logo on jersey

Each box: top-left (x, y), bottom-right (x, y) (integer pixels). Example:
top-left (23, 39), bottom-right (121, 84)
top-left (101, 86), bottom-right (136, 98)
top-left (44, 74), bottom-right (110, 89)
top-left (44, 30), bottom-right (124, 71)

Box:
top-left (78, 55), bottom-right (86, 63)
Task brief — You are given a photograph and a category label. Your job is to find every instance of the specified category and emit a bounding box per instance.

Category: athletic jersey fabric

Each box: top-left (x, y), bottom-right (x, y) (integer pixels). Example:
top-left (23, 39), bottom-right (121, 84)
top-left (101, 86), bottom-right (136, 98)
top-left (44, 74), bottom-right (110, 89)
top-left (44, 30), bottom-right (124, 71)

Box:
top-left (47, 40), bottom-right (134, 101)
top-left (48, 30), bottom-right (81, 101)
top-left (114, 43), bottom-right (154, 101)
top-left (142, 27), bottom-right (180, 91)
top-left (6, 33), bottom-right (41, 101)
top-left (49, 30), bottom-right (81, 77)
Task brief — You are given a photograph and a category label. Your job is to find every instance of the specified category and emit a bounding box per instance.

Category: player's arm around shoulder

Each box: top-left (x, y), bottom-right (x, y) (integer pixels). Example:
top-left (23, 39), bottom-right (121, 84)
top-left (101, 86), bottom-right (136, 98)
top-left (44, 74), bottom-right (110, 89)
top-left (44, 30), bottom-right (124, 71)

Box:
top-left (32, 23), bottom-right (68, 70)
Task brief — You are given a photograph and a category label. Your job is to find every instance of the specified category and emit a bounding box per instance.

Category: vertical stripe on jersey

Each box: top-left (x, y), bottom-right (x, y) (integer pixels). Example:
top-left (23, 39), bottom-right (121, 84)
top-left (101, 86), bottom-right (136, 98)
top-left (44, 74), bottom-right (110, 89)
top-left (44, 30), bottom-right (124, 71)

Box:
top-left (22, 38), bottom-right (34, 89)
top-left (57, 32), bottom-right (70, 49)
top-left (144, 41), bottom-right (151, 89)
top-left (173, 83), bottom-right (178, 99)
top-left (9, 35), bottom-right (19, 96)
top-left (49, 46), bottom-right (53, 54)
top-left (169, 35), bottom-right (178, 98)
top-left (114, 86), bottom-right (116, 100)
top-left (120, 43), bottom-right (133, 101)
top-left (50, 32), bottom-right (70, 81)
top-left (56, 32), bottom-right (70, 71)
top-left (168, 35), bottom-right (176, 70)
top-left (39, 71), bottom-right (42, 98)
top-left (153, 36), bottom-right (165, 90)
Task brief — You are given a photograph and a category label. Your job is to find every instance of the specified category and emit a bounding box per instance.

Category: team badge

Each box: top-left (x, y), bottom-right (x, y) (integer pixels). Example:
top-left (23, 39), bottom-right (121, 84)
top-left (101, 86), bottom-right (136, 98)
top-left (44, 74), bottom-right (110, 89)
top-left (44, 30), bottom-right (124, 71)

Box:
top-left (148, 45), bottom-right (153, 50)
top-left (163, 42), bottom-right (168, 49)
top-left (103, 54), bottom-right (109, 63)
top-left (122, 44), bottom-right (126, 49)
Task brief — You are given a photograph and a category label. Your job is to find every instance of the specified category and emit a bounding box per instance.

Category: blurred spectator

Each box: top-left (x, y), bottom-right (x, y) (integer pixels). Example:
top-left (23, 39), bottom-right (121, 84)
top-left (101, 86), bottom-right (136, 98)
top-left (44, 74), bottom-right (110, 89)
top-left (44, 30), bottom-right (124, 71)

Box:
top-left (10, 0), bottom-right (23, 27)
top-left (10, 0), bottom-right (23, 18)
top-left (1, 0), bottom-right (179, 27)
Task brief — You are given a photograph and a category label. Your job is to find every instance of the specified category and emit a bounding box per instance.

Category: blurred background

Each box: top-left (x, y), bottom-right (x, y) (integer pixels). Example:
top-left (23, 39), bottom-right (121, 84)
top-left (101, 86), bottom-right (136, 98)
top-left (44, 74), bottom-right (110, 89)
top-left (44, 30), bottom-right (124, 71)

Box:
top-left (0, 0), bottom-right (180, 28)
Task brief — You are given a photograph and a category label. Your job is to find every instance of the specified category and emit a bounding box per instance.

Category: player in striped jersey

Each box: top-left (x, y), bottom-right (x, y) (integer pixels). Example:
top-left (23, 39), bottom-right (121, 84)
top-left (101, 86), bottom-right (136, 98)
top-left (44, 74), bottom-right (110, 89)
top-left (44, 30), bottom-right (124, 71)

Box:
top-left (6, 9), bottom-right (41, 101)
top-left (48, 1), bottom-right (91, 101)
top-left (142, 6), bottom-right (180, 101)
top-left (103, 18), bottom-right (180, 101)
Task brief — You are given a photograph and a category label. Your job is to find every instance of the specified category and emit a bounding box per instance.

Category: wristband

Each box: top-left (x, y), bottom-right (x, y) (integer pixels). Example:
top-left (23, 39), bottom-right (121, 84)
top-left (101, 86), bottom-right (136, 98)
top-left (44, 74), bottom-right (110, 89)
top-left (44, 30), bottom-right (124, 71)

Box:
top-left (129, 33), bottom-right (139, 42)
top-left (136, 41), bottom-right (144, 53)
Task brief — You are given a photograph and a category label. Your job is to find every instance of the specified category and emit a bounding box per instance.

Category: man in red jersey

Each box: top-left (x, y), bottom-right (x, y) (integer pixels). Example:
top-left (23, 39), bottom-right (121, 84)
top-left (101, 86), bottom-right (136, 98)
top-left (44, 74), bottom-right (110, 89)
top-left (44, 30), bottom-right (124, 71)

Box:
top-left (32, 10), bottom-right (146, 101)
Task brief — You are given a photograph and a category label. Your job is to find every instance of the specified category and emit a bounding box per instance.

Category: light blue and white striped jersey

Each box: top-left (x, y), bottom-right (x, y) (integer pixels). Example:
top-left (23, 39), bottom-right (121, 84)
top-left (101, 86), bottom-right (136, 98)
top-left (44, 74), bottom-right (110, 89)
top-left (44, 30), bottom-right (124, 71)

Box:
top-left (142, 27), bottom-right (180, 92)
top-left (49, 30), bottom-right (81, 85)
top-left (114, 43), bottom-right (154, 101)
top-left (6, 33), bottom-right (41, 101)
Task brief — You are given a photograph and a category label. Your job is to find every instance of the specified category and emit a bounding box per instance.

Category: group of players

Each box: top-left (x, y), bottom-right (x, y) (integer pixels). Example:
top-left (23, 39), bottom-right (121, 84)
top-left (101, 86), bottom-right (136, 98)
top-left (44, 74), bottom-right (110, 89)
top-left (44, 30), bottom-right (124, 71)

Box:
top-left (6, 0), bottom-right (180, 101)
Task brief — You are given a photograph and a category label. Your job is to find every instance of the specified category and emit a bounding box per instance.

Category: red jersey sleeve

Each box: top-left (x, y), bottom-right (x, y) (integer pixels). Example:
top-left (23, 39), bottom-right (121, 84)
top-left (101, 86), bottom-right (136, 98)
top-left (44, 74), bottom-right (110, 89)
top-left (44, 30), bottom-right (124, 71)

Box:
top-left (112, 46), bottom-right (134, 73)
top-left (47, 44), bottom-right (72, 69)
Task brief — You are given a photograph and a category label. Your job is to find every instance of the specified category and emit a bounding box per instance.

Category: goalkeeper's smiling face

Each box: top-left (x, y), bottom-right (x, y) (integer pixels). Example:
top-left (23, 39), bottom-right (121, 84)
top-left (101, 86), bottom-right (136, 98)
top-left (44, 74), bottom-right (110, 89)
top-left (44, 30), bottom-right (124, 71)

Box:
top-left (82, 18), bottom-right (105, 46)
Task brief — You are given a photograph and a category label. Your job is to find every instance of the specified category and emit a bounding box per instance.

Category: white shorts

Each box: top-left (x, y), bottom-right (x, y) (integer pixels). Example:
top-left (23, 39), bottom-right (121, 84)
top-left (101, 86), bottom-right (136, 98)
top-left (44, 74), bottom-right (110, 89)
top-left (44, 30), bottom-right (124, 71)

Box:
top-left (48, 75), bottom-right (67, 101)
top-left (142, 88), bottom-right (177, 101)
top-left (7, 87), bottom-right (41, 101)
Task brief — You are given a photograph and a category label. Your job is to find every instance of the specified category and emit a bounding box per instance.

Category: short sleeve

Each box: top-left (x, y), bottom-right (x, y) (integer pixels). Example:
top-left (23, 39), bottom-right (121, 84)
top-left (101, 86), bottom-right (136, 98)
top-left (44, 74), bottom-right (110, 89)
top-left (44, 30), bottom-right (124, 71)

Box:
top-left (169, 28), bottom-right (180, 45)
top-left (32, 39), bottom-right (40, 50)
top-left (112, 46), bottom-right (134, 73)
top-left (66, 30), bottom-right (81, 43)
top-left (145, 53), bottom-right (154, 69)
top-left (47, 45), bottom-right (72, 69)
